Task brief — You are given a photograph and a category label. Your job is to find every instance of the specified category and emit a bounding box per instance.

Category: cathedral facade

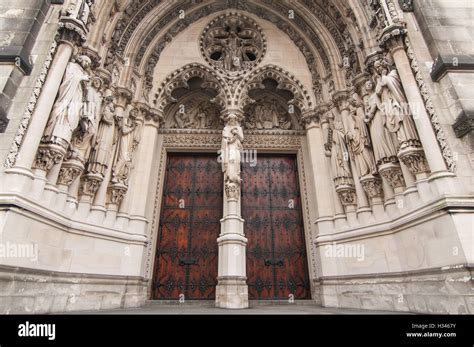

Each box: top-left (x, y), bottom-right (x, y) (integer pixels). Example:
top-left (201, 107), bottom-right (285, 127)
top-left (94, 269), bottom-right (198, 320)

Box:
top-left (0, 0), bottom-right (472, 313)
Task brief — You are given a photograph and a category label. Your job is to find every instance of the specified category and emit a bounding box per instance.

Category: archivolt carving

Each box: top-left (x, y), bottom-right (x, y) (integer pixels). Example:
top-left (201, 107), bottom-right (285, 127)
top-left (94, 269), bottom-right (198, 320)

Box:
top-left (114, 1), bottom-right (358, 102)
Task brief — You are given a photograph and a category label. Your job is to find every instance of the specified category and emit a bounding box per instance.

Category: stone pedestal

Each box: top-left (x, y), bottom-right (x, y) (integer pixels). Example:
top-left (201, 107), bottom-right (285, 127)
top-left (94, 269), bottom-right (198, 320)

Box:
top-left (215, 185), bottom-right (248, 309)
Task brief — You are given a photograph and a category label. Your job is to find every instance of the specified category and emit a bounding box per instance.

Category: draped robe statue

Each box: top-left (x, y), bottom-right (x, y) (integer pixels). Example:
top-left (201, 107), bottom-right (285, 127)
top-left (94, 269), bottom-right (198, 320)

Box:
top-left (347, 95), bottom-right (377, 177)
top-left (255, 98), bottom-right (280, 129)
top-left (329, 111), bottom-right (352, 180)
top-left (111, 108), bottom-right (141, 186)
top-left (221, 114), bottom-right (244, 185)
top-left (364, 80), bottom-right (398, 164)
top-left (69, 77), bottom-right (103, 164)
top-left (43, 55), bottom-right (91, 149)
top-left (88, 92), bottom-right (115, 176)
top-left (374, 60), bottom-right (420, 148)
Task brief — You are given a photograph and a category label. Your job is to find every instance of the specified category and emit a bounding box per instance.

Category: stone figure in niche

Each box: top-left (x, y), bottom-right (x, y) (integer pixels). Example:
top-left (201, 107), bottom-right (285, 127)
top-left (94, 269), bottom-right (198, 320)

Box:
top-left (364, 80), bottom-right (398, 164)
top-left (111, 107), bottom-right (142, 186)
top-left (221, 114), bottom-right (244, 185)
top-left (42, 55), bottom-right (91, 149)
top-left (68, 76), bottom-right (103, 164)
top-left (88, 90), bottom-right (115, 177)
top-left (327, 111), bottom-right (352, 180)
top-left (374, 59), bottom-right (420, 149)
top-left (213, 24), bottom-right (255, 71)
top-left (170, 101), bottom-right (221, 129)
top-left (347, 93), bottom-right (377, 177)
top-left (218, 30), bottom-right (246, 70)
top-left (245, 97), bottom-right (292, 130)
top-left (255, 98), bottom-right (280, 129)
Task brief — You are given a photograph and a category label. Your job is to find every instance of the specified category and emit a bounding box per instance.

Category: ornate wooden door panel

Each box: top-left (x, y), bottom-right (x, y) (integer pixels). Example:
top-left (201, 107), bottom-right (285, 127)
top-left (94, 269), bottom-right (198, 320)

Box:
top-left (153, 154), bottom-right (222, 300)
top-left (242, 155), bottom-right (310, 300)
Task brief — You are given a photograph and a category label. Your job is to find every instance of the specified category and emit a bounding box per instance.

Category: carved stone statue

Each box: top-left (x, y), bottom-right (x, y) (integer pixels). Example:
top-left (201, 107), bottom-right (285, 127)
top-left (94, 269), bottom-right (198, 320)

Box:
top-left (220, 30), bottom-right (247, 70)
top-left (221, 114), bottom-right (244, 186)
top-left (364, 80), bottom-right (398, 164)
top-left (347, 94), bottom-right (377, 177)
top-left (374, 59), bottom-right (420, 149)
top-left (111, 107), bottom-right (142, 185)
top-left (169, 100), bottom-right (221, 129)
top-left (245, 97), bottom-right (292, 130)
top-left (42, 55), bottom-right (91, 149)
top-left (328, 111), bottom-right (352, 180)
top-left (67, 76), bottom-right (103, 164)
top-left (88, 90), bottom-right (115, 177)
top-left (255, 98), bottom-right (280, 129)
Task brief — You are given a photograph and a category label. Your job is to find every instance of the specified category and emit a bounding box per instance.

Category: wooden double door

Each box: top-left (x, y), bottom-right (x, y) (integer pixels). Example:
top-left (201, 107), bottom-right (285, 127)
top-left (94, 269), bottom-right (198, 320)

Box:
top-left (152, 153), bottom-right (310, 300)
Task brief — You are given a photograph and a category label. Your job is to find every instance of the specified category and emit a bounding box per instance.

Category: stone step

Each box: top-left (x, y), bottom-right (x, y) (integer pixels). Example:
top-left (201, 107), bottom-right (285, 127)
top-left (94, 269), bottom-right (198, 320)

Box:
top-left (145, 300), bottom-right (317, 307)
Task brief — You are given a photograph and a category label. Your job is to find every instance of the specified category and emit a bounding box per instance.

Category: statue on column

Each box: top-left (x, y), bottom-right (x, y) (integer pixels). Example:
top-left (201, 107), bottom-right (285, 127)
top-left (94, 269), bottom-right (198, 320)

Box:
top-left (364, 79), bottom-right (399, 164)
top-left (221, 114), bottom-right (244, 198)
top-left (68, 76), bottom-right (103, 164)
top-left (347, 93), bottom-right (377, 178)
top-left (87, 90), bottom-right (115, 177)
top-left (327, 110), bottom-right (352, 181)
top-left (42, 55), bottom-right (91, 151)
top-left (111, 107), bottom-right (142, 186)
top-left (374, 59), bottom-right (420, 149)
top-left (326, 107), bottom-right (357, 207)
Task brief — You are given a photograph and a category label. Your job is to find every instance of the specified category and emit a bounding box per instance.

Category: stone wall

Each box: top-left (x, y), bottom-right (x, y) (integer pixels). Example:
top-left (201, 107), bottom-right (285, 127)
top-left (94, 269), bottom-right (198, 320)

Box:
top-left (0, 1), bottom-right (61, 169)
top-left (0, 0), bottom-right (61, 132)
top-left (0, 265), bottom-right (147, 314)
top-left (415, 0), bottom-right (474, 145)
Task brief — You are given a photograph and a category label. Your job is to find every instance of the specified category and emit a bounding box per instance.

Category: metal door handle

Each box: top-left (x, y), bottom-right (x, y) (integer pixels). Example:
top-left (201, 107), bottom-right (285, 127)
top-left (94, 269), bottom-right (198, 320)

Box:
top-left (179, 258), bottom-right (198, 266)
top-left (264, 258), bottom-right (284, 267)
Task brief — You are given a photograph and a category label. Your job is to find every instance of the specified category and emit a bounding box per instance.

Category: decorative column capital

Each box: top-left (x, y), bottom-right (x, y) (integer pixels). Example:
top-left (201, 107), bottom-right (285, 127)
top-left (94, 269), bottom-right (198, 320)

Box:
top-left (379, 162), bottom-right (406, 190)
top-left (137, 103), bottom-right (163, 128)
top-left (379, 25), bottom-right (407, 52)
top-left (351, 72), bottom-right (371, 96)
top-left (398, 146), bottom-right (430, 176)
top-left (221, 109), bottom-right (245, 124)
top-left (108, 183), bottom-right (128, 209)
top-left (80, 173), bottom-right (103, 198)
top-left (367, 0), bottom-right (408, 52)
top-left (360, 174), bottom-right (384, 199)
top-left (33, 144), bottom-right (67, 172)
top-left (302, 109), bottom-right (320, 129)
top-left (113, 87), bottom-right (133, 108)
top-left (57, 0), bottom-right (95, 46)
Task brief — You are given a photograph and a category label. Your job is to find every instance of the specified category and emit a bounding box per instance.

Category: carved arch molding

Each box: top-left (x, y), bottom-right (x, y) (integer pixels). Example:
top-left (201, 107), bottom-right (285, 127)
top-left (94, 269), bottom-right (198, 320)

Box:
top-left (107, 0), bottom-right (362, 100)
top-left (154, 62), bottom-right (313, 131)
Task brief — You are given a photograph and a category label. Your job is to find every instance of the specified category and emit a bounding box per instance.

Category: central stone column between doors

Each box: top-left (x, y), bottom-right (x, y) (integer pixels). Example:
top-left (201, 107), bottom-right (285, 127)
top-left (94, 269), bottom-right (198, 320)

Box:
top-left (215, 111), bottom-right (249, 309)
